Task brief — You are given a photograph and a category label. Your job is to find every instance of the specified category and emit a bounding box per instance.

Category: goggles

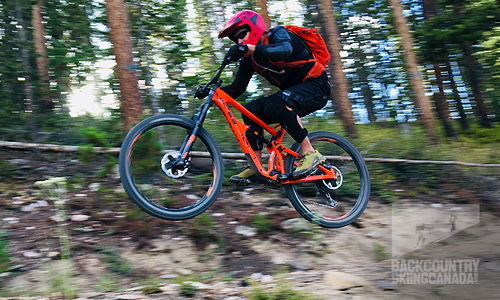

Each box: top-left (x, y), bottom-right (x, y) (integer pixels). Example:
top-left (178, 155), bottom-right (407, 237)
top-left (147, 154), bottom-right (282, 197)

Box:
top-left (231, 29), bottom-right (249, 43)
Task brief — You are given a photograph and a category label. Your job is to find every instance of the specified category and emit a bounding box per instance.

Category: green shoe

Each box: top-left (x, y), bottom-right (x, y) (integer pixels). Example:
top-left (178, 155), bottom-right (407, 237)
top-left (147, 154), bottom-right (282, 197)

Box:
top-left (230, 166), bottom-right (257, 185)
top-left (293, 149), bottom-right (326, 178)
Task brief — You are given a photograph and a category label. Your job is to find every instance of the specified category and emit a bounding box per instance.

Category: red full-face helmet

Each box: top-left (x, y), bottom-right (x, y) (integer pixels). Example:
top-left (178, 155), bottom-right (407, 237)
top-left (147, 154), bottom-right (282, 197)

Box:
top-left (218, 10), bottom-right (267, 45)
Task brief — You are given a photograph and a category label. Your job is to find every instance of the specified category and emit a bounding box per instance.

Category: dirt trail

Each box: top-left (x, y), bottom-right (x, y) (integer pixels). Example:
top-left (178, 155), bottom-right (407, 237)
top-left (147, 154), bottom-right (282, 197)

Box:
top-left (1, 149), bottom-right (499, 299)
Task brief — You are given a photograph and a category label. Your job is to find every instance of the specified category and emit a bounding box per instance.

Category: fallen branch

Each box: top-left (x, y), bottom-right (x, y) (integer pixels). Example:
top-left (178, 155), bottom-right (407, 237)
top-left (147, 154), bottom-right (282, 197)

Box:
top-left (1, 141), bottom-right (500, 167)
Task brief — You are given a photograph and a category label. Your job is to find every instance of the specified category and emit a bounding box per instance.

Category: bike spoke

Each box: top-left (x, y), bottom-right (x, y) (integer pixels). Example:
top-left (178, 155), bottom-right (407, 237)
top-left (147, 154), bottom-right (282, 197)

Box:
top-left (285, 132), bottom-right (370, 227)
top-left (122, 119), bottom-right (222, 218)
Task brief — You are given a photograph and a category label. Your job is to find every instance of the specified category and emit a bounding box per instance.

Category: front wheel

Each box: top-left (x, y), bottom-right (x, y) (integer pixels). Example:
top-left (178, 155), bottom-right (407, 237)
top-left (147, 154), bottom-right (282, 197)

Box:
top-left (119, 114), bottom-right (224, 220)
top-left (284, 131), bottom-right (370, 228)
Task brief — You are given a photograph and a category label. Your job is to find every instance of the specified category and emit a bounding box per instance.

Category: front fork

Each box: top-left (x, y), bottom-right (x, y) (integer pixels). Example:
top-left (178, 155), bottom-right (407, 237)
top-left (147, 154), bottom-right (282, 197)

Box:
top-left (163, 91), bottom-right (216, 177)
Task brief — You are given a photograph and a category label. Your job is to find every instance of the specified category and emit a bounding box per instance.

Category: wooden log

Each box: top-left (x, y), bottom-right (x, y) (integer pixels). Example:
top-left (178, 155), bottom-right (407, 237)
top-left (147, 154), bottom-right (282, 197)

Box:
top-left (1, 141), bottom-right (500, 167)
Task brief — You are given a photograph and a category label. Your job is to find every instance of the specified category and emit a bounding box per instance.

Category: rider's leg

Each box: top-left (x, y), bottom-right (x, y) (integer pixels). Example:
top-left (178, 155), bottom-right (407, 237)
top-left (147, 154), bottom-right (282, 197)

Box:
top-left (259, 96), bottom-right (324, 178)
top-left (275, 75), bottom-right (331, 177)
top-left (276, 109), bottom-right (324, 177)
top-left (230, 99), bottom-right (266, 184)
top-left (300, 136), bottom-right (314, 154)
top-left (293, 109), bottom-right (314, 154)
top-left (232, 92), bottom-right (324, 183)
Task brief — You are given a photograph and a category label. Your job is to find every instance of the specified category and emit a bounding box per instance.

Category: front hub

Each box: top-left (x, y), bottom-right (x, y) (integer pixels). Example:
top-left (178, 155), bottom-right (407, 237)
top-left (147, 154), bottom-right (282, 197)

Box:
top-left (161, 151), bottom-right (190, 178)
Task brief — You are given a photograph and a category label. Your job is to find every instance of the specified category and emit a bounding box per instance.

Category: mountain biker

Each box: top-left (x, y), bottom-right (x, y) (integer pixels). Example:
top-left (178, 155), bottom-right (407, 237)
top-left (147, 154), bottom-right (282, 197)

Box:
top-left (218, 10), bottom-right (331, 185)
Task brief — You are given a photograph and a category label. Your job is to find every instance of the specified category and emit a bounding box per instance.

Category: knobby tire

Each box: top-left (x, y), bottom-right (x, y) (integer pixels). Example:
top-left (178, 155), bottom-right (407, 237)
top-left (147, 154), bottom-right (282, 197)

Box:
top-left (284, 131), bottom-right (370, 228)
top-left (119, 114), bottom-right (224, 220)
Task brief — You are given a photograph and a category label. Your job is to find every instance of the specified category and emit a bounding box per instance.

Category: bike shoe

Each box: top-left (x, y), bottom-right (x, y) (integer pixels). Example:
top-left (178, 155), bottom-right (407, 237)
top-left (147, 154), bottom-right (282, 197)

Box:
top-left (230, 166), bottom-right (260, 186)
top-left (292, 149), bottom-right (326, 178)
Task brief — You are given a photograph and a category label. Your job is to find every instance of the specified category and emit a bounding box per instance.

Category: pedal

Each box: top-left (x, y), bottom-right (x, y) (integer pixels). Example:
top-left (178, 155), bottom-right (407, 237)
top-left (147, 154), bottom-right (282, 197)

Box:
top-left (269, 170), bottom-right (281, 176)
top-left (230, 176), bottom-right (262, 186)
top-left (291, 168), bottom-right (316, 179)
top-left (276, 173), bottom-right (291, 180)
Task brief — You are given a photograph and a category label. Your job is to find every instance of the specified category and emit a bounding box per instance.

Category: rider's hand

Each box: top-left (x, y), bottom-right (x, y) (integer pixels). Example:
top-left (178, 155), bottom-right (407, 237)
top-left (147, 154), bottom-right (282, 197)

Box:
top-left (195, 86), bottom-right (209, 99)
top-left (224, 44), bottom-right (248, 63)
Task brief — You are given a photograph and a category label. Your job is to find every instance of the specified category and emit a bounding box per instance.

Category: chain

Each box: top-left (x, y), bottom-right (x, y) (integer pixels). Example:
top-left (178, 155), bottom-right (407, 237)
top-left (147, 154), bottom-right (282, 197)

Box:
top-left (303, 198), bottom-right (338, 210)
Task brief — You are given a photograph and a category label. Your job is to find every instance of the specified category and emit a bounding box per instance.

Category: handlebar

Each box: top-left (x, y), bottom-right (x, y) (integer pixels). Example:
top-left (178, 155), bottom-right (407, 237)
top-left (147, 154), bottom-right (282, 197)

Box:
top-left (205, 60), bottom-right (229, 87)
top-left (194, 59), bottom-right (232, 99)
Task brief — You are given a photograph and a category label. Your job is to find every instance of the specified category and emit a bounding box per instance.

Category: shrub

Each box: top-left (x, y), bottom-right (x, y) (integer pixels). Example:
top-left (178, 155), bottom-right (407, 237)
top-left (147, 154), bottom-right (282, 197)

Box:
top-left (0, 232), bottom-right (11, 273)
top-left (250, 214), bottom-right (272, 233)
top-left (79, 127), bottom-right (110, 148)
top-left (372, 242), bottom-right (389, 262)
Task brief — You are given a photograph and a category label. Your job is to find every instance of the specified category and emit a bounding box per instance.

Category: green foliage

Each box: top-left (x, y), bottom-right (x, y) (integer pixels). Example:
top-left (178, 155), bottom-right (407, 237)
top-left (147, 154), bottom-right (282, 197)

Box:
top-left (97, 154), bottom-right (118, 178)
top-left (189, 213), bottom-right (216, 239)
top-left (47, 259), bottom-right (76, 300)
top-left (124, 207), bottom-right (148, 221)
top-left (129, 129), bottom-right (163, 178)
top-left (0, 232), bottom-right (11, 274)
top-left (79, 127), bottom-right (110, 148)
top-left (77, 144), bottom-right (96, 164)
top-left (0, 160), bottom-right (15, 179)
top-left (77, 125), bottom-right (120, 177)
top-left (44, 0), bottom-right (96, 89)
top-left (367, 164), bottom-right (399, 202)
top-left (372, 242), bottom-right (389, 262)
top-left (250, 214), bottom-right (272, 233)
top-left (140, 276), bottom-right (162, 294)
top-left (94, 274), bottom-right (120, 292)
top-left (97, 247), bottom-right (134, 276)
top-left (183, 213), bottom-right (217, 249)
top-left (179, 282), bottom-right (197, 297)
top-left (248, 279), bottom-right (321, 300)
top-left (355, 125), bottom-right (446, 188)
top-left (460, 124), bottom-right (500, 145)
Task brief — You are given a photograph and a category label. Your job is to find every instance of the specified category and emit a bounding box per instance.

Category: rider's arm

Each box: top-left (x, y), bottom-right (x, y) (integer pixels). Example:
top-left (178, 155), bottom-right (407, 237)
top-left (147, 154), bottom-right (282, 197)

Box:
top-left (220, 57), bottom-right (253, 98)
top-left (254, 26), bottom-right (293, 61)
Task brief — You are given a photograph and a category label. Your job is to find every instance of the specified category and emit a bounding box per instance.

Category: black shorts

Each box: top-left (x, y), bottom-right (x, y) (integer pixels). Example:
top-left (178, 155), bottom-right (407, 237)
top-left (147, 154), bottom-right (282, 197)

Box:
top-left (241, 72), bottom-right (331, 150)
top-left (276, 72), bottom-right (331, 117)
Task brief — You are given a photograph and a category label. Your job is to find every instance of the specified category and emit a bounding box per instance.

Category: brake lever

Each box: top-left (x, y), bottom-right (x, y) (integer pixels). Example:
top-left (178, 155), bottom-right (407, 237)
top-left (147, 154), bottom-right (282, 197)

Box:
top-left (194, 85), bottom-right (209, 99)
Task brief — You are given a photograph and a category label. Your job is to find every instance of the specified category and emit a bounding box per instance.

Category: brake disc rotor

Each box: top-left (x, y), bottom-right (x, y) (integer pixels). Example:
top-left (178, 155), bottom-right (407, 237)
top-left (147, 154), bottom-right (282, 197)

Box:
top-left (161, 151), bottom-right (190, 178)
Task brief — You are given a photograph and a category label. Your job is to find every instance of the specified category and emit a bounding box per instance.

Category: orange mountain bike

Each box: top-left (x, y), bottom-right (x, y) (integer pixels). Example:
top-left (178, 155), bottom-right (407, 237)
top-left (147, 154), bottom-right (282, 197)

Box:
top-left (119, 61), bottom-right (370, 228)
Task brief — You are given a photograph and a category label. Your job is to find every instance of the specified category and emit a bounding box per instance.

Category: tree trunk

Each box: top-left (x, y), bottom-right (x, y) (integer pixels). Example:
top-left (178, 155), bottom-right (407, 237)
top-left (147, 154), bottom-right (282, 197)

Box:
top-left (462, 41), bottom-right (492, 128)
top-left (433, 63), bottom-right (456, 138)
top-left (256, 0), bottom-right (271, 30)
top-left (16, 3), bottom-right (38, 142)
top-left (317, 0), bottom-right (357, 137)
top-left (32, 0), bottom-right (52, 111)
top-left (422, 0), bottom-right (456, 138)
top-left (105, 0), bottom-right (142, 129)
top-left (355, 52), bottom-right (376, 122)
top-left (389, 0), bottom-right (439, 144)
top-left (137, 3), bottom-right (159, 116)
top-left (445, 60), bottom-right (469, 130)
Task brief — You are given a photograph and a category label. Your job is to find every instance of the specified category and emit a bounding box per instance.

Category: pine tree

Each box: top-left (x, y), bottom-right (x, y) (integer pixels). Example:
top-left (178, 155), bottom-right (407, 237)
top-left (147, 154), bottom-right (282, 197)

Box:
top-left (317, 0), bottom-right (357, 137)
top-left (389, 0), bottom-right (439, 143)
top-left (105, 0), bottom-right (142, 129)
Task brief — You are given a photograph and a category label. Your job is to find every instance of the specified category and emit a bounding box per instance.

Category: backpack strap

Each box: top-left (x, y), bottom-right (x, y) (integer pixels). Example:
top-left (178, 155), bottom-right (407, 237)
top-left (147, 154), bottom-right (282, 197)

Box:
top-left (286, 30), bottom-right (312, 55)
top-left (251, 30), bottom-right (325, 82)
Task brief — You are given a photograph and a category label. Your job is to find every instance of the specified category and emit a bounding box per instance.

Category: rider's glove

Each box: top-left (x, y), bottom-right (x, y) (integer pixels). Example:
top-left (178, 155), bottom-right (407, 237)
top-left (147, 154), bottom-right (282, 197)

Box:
top-left (224, 44), bottom-right (248, 63)
top-left (194, 86), bottom-right (209, 99)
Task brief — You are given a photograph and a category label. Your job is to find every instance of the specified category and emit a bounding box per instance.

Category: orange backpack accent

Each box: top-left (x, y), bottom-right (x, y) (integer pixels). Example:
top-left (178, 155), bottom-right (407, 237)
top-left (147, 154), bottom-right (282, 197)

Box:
top-left (284, 25), bottom-right (331, 68)
top-left (251, 25), bottom-right (331, 82)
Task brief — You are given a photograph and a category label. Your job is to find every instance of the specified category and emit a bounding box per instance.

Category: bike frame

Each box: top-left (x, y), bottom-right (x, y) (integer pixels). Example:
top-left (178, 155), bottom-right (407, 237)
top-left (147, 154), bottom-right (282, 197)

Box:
top-left (177, 67), bottom-right (336, 185)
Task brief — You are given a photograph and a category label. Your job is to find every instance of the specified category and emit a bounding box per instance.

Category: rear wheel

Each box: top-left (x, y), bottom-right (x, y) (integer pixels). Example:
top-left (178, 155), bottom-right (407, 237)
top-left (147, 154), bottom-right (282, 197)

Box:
top-left (284, 131), bottom-right (370, 228)
top-left (119, 114), bottom-right (224, 220)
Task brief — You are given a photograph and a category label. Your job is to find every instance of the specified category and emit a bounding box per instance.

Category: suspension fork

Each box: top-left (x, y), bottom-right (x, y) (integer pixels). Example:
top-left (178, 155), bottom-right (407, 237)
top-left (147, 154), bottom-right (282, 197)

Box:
top-left (174, 92), bottom-right (215, 168)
